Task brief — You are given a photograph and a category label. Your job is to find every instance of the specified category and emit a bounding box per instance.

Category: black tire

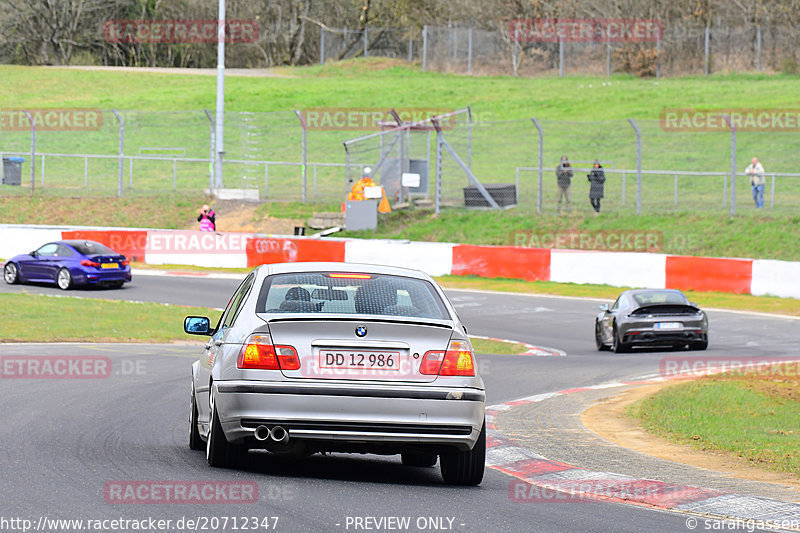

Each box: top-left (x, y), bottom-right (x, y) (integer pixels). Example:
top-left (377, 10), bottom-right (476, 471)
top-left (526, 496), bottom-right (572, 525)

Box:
top-left (206, 389), bottom-right (233, 468)
top-left (691, 340), bottom-right (709, 351)
top-left (4, 262), bottom-right (19, 284)
top-left (440, 421), bottom-right (485, 485)
top-left (189, 381), bottom-right (204, 451)
top-left (56, 268), bottom-right (73, 290)
top-left (611, 322), bottom-right (629, 353)
top-left (402, 451), bottom-right (438, 467)
top-left (595, 320), bottom-right (608, 351)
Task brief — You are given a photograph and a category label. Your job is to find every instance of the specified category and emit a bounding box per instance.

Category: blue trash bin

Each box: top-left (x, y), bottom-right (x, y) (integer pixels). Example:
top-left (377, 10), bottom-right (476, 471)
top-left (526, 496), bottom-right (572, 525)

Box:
top-left (2, 157), bottom-right (25, 186)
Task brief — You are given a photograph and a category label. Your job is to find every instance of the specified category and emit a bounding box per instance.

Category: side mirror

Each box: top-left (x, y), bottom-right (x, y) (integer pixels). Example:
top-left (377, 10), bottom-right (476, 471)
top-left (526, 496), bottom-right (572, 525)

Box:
top-left (599, 304), bottom-right (609, 312)
top-left (184, 316), bottom-right (211, 335)
top-left (29, 250), bottom-right (37, 257)
top-left (689, 302), bottom-right (698, 307)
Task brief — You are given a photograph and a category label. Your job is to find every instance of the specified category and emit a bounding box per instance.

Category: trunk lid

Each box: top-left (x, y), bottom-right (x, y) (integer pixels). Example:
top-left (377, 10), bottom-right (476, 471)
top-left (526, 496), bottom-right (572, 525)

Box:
top-left (264, 317), bottom-right (454, 383)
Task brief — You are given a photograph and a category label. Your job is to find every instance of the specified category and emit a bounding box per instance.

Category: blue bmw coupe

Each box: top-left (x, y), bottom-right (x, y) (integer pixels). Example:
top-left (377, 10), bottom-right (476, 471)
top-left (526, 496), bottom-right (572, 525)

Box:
top-left (3, 240), bottom-right (132, 290)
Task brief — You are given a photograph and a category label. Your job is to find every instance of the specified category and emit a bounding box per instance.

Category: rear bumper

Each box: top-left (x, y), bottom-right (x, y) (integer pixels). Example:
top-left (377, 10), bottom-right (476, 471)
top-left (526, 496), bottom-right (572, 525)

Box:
top-left (73, 269), bottom-right (131, 285)
top-left (622, 329), bottom-right (707, 345)
top-left (214, 380), bottom-right (485, 451)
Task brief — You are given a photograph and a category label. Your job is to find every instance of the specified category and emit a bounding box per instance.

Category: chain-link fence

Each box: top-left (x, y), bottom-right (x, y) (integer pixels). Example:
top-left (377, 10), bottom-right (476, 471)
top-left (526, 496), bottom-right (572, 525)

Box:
top-left (318, 21), bottom-right (800, 77)
top-left (2, 109), bottom-right (799, 216)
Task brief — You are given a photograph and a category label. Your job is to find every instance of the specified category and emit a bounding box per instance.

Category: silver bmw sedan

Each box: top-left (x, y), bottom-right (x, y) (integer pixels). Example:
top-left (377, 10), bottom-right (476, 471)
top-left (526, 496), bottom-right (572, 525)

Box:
top-left (184, 262), bottom-right (486, 485)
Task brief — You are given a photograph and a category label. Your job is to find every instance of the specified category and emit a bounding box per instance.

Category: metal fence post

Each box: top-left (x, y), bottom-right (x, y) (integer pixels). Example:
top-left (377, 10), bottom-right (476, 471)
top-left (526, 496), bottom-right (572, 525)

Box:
top-left (559, 37), bottom-right (564, 77)
top-left (513, 27), bottom-right (519, 76)
top-left (756, 26), bottom-right (761, 71)
top-left (23, 110), bottom-right (35, 193)
top-left (628, 118), bottom-right (642, 214)
top-left (422, 26), bottom-right (428, 71)
top-left (467, 27), bottom-right (473, 74)
top-left (112, 109), bottom-right (124, 197)
top-left (656, 36), bottom-right (661, 78)
top-left (723, 114), bottom-right (736, 216)
top-left (770, 174), bottom-right (775, 208)
top-left (674, 173), bottom-right (678, 206)
top-left (531, 118), bottom-right (543, 214)
top-left (435, 129), bottom-right (442, 214)
top-left (467, 106), bottom-right (472, 170)
top-left (704, 26), bottom-right (710, 75)
top-left (363, 27), bottom-right (368, 57)
top-left (320, 29), bottom-right (326, 64)
top-left (606, 33), bottom-right (611, 77)
top-left (204, 109), bottom-right (215, 194)
top-left (407, 33), bottom-right (412, 62)
top-left (294, 110), bottom-right (308, 202)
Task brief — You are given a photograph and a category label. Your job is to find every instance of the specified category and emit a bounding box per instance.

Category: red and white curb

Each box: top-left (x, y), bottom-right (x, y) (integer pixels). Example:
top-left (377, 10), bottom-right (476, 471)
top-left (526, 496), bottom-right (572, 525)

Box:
top-left (469, 335), bottom-right (565, 357)
top-left (485, 371), bottom-right (800, 528)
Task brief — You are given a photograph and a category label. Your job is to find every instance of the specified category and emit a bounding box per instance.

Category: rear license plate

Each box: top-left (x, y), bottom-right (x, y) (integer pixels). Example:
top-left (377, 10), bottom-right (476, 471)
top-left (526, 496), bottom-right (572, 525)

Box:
top-left (319, 350), bottom-right (401, 371)
top-left (101, 263), bottom-right (118, 269)
top-left (655, 322), bottom-right (682, 329)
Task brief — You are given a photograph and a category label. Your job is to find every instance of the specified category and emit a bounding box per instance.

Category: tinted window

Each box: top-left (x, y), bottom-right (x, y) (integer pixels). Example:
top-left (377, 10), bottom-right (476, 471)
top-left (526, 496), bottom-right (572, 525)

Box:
top-left (55, 244), bottom-right (74, 257)
top-left (257, 272), bottom-right (450, 320)
top-left (36, 243), bottom-right (58, 257)
top-left (67, 241), bottom-right (115, 256)
top-left (217, 273), bottom-right (255, 332)
top-left (633, 291), bottom-right (688, 306)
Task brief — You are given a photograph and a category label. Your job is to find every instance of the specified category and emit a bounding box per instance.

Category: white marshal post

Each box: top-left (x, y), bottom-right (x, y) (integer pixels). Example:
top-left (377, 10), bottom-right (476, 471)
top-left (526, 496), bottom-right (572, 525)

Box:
top-left (214, 0), bottom-right (226, 188)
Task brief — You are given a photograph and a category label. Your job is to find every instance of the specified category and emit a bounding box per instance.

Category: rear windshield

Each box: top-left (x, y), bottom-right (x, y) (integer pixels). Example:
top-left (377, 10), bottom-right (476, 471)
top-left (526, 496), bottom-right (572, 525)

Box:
top-left (633, 291), bottom-right (688, 306)
top-left (257, 272), bottom-right (450, 320)
top-left (66, 241), bottom-right (116, 256)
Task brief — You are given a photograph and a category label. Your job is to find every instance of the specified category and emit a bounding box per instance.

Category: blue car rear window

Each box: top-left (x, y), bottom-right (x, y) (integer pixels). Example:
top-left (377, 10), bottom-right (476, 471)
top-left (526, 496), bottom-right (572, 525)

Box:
top-left (65, 241), bottom-right (116, 256)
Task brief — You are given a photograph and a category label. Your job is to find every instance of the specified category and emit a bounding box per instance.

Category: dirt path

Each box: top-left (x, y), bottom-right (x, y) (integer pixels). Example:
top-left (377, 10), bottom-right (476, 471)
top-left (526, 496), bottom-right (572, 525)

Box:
top-left (205, 201), bottom-right (304, 234)
top-left (581, 382), bottom-right (800, 491)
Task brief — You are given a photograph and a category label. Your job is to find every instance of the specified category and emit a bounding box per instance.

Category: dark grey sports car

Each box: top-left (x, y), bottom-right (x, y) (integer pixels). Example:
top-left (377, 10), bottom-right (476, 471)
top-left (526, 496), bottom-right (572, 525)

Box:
top-left (595, 289), bottom-right (708, 352)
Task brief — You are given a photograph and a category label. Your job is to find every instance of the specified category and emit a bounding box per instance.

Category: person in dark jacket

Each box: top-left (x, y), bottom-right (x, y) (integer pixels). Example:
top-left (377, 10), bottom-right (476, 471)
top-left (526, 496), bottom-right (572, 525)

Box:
top-left (555, 155), bottom-right (573, 215)
top-left (587, 160), bottom-right (606, 215)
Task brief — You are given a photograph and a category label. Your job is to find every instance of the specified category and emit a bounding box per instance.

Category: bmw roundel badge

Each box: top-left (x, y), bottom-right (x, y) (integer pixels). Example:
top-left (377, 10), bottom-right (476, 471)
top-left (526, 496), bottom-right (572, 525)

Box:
top-left (355, 325), bottom-right (367, 337)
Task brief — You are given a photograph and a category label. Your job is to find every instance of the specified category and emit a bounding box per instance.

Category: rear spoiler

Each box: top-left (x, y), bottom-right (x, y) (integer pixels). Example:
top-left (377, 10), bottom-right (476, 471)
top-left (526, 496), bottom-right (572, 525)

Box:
top-left (256, 313), bottom-right (454, 329)
top-left (631, 304), bottom-right (701, 316)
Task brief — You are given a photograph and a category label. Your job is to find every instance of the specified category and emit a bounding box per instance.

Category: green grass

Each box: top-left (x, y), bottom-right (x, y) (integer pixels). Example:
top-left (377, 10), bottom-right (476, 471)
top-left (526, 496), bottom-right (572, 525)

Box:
top-left (346, 208), bottom-right (800, 261)
top-left (435, 275), bottom-right (800, 316)
top-left (0, 293), bottom-right (221, 342)
top-left (628, 369), bottom-right (800, 475)
top-left (0, 292), bottom-right (524, 354)
top-left (2, 61), bottom-right (800, 205)
top-left (470, 336), bottom-right (528, 355)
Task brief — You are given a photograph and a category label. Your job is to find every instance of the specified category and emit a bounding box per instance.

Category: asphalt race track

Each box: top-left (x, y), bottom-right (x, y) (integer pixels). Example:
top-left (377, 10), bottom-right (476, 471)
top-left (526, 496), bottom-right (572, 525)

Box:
top-left (1, 273), bottom-right (799, 533)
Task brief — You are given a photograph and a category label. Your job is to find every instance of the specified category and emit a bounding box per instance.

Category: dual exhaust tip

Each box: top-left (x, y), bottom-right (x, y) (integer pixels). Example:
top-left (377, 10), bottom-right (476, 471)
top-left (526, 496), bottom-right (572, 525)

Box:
top-left (253, 425), bottom-right (290, 444)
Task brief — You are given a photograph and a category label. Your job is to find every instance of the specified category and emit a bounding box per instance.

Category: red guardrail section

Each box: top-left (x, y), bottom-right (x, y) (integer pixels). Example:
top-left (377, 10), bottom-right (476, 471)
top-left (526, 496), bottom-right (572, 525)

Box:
top-left (245, 237), bottom-right (345, 268)
top-left (451, 245), bottom-right (551, 281)
top-left (62, 230), bottom-right (148, 262)
top-left (665, 255), bottom-right (753, 294)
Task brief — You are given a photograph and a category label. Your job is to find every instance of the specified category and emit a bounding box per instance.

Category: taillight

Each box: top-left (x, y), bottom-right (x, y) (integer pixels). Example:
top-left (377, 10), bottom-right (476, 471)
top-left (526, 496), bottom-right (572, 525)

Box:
top-left (275, 345), bottom-right (300, 370)
top-left (237, 334), bottom-right (300, 371)
top-left (81, 260), bottom-right (100, 267)
top-left (420, 340), bottom-right (476, 377)
top-left (121, 259), bottom-right (130, 266)
top-left (420, 351), bottom-right (445, 375)
top-left (441, 340), bottom-right (476, 376)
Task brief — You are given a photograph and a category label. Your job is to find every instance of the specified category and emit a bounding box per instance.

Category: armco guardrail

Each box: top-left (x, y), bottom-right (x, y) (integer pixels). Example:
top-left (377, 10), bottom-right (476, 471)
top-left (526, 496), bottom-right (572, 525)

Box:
top-left (1, 224), bottom-right (798, 299)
